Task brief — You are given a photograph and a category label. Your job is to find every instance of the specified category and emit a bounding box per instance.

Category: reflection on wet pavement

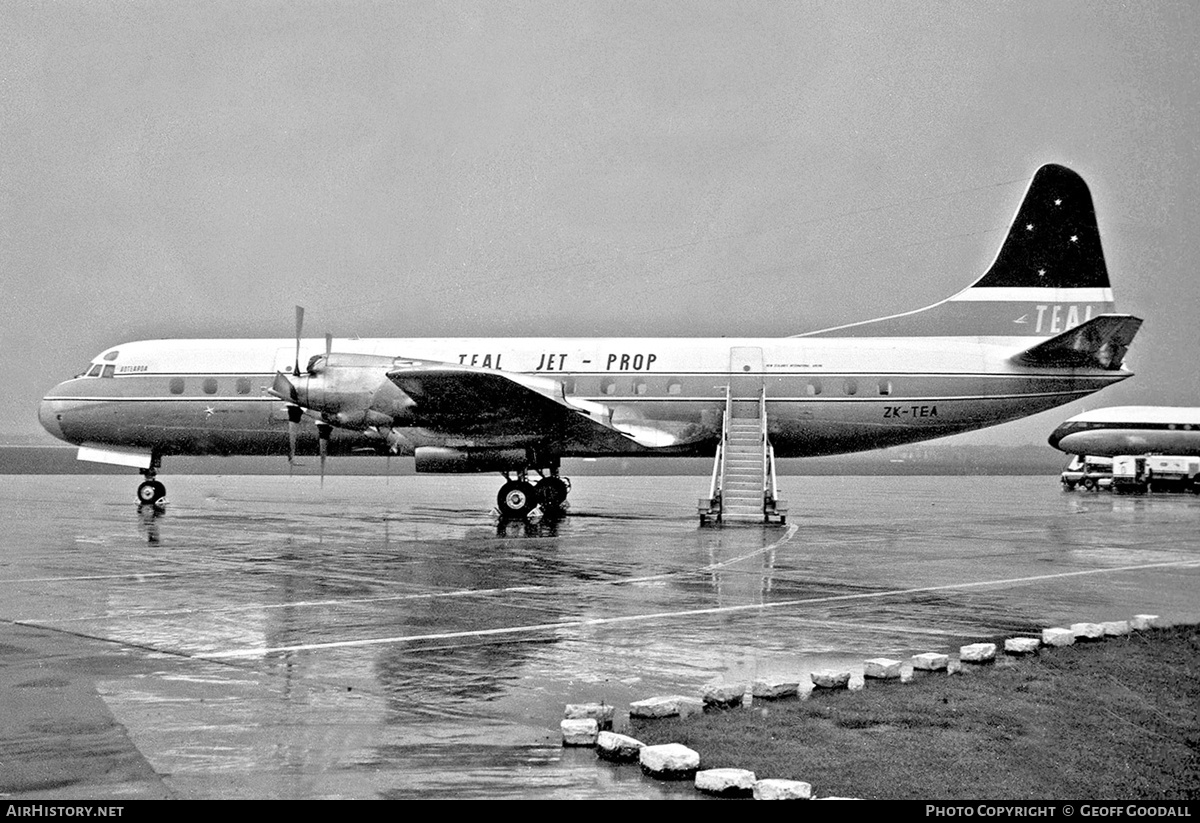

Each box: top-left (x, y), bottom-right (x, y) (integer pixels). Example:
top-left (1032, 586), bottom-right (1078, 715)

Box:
top-left (1, 475), bottom-right (1198, 798)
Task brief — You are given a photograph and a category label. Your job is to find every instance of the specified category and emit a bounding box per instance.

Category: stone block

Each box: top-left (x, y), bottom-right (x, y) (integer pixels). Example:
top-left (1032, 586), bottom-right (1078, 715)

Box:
top-left (1042, 627), bottom-right (1075, 647)
top-left (1131, 614), bottom-right (1160, 631)
top-left (702, 682), bottom-right (747, 709)
top-left (596, 731), bottom-right (644, 762)
top-left (1101, 621), bottom-right (1131, 637)
top-left (564, 702), bottom-right (614, 730)
top-left (911, 652), bottom-right (949, 671)
top-left (753, 778), bottom-right (813, 800)
top-left (1071, 622), bottom-right (1105, 641)
top-left (751, 678), bottom-right (800, 699)
top-left (639, 743), bottom-right (700, 780)
top-left (560, 718), bottom-right (598, 747)
top-left (959, 643), bottom-right (996, 663)
top-left (863, 658), bottom-right (902, 679)
top-left (695, 768), bottom-right (756, 797)
top-left (629, 695), bottom-right (705, 719)
top-left (1004, 637), bottom-right (1041, 655)
top-left (810, 670), bottom-right (851, 689)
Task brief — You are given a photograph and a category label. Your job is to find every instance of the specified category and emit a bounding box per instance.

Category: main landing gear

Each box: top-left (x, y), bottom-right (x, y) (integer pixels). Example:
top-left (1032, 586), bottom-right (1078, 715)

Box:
top-left (136, 459), bottom-right (166, 508)
top-left (496, 468), bottom-right (571, 520)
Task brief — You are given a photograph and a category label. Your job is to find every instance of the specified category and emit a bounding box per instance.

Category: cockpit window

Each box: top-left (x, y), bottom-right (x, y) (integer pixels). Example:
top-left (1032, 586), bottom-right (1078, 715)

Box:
top-left (101, 365), bottom-right (115, 378)
top-left (86, 364), bottom-right (102, 377)
top-left (102, 350), bottom-right (119, 361)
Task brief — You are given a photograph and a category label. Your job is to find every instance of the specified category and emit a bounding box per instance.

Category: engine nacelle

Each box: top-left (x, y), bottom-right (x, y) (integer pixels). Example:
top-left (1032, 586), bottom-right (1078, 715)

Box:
top-left (414, 446), bottom-right (528, 473)
top-left (281, 354), bottom-right (415, 428)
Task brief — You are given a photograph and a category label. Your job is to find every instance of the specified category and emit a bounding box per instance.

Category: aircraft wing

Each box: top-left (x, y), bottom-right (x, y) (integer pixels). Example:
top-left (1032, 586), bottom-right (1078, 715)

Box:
top-left (386, 363), bottom-right (703, 450)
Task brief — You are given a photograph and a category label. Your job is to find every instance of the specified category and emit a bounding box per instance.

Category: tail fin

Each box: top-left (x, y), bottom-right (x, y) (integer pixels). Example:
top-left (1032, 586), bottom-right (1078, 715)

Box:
top-left (800, 164), bottom-right (1118, 338)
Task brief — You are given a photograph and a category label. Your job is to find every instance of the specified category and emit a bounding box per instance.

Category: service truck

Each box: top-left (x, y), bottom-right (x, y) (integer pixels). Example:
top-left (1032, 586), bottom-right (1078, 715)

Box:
top-left (1060, 455), bottom-right (1113, 491)
top-left (1111, 455), bottom-right (1200, 494)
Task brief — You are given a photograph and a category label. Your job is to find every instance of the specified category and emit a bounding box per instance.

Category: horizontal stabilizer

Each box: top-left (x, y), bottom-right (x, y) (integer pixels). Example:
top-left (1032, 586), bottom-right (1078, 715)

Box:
top-left (1010, 314), bottom-right (1142, 369)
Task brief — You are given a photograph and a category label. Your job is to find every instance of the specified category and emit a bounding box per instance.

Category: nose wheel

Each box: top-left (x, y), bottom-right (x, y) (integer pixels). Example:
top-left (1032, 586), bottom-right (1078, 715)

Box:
top-left (137, 479), bottom-right (167, 507)
top-left (137, 460), bottom-right (166, 508)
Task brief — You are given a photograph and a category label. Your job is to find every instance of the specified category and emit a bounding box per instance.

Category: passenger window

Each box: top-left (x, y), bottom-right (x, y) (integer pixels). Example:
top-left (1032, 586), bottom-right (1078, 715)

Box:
top-left (561, 377), bottom-right (576, 394)
top-left (169, 377), bottom-right (185, 395)
top-left (633, 379), bottom-right (648, 395)
top-left (236, 377), bottom-right (252, 395)
top-left (806, 380), bottom-right (822, 396)
top-left (667, 381), bottom-right (682, 395)
top-left (202, 378), bottom-right (218, 395)
top-left (878, 379), bottom-right (892, 396)
top-left (844, 378), bottom-right (858, 396)
top-left (101, 365), bottom-right (115, 378)
top-left (601, 377), bottom-right (617, 395)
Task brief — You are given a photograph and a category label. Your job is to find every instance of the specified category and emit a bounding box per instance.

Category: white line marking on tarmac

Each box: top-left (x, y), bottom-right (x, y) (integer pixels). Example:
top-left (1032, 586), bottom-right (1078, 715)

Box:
top-left (2, 572), bottom-right (180, 584)
top-left (205, 556), bottom-right (1200, 659)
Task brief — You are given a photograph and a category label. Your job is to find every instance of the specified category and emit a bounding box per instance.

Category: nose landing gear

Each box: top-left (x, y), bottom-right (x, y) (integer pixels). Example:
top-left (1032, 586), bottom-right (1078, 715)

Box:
top-left (136, 460), bottom-right (166, 508)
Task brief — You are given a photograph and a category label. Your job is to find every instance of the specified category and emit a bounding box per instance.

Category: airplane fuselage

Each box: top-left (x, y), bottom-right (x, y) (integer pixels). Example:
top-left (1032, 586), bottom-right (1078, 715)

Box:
top-left (1049, 407), bottom-right (1200, 457)
top-left (41, 335), bottom-right (1127, 463)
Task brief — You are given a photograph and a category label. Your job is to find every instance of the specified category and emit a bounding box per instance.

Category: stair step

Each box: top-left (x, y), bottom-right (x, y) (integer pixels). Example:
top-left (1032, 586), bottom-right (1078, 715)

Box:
top-left (708, 394), bottom-right (781, 525)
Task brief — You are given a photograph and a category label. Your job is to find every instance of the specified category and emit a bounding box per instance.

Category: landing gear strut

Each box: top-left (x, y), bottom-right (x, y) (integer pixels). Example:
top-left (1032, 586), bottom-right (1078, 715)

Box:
top-left (495, 463), bottom-right (571, 520)
top-left (136, 457), bottom-right (166, 508)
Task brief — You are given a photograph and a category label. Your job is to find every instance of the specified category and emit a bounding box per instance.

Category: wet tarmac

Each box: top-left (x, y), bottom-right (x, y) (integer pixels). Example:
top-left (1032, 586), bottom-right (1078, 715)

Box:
top-left (1, 474), bottom-right (1198, 799)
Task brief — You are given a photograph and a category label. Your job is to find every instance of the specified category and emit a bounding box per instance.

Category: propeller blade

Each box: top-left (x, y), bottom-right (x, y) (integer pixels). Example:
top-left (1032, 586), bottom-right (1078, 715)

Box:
top-left (317, 422), bottom-right (332, 486)
top-left (325, 332), bottom-right (332, 362)
top-left (293, 306), bottom-right (305, 377)
top-left (286, 404), bottom-right (303, 469)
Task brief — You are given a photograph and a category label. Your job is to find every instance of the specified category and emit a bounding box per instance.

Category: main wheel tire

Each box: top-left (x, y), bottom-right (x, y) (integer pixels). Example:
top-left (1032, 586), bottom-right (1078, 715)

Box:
top-left (136, 480), bottom-right (166, 506)
top-left (536, 477), bottom-right (570, 511)
top-left (497, 480), bottom-right (537, 519)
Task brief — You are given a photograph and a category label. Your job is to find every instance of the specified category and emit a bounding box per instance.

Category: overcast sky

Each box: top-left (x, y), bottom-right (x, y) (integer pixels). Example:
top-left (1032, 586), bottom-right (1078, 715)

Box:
top-left (3, 1), bottom-right (1198, 446)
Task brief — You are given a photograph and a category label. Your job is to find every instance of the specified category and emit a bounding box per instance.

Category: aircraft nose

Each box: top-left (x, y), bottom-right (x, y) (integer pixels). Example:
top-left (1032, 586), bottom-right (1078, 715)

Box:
top-left (1047, 423), bottom-right (1077, 452)
top-left (39, 394), bottom-right (68, 443)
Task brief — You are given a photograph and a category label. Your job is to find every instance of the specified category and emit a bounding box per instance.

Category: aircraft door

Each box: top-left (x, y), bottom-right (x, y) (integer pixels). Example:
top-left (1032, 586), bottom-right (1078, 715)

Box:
top-left (729, 346), bottom-right (764, 419)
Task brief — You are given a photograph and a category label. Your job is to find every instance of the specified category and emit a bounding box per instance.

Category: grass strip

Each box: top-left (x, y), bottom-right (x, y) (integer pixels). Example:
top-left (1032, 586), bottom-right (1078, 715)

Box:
top-left (630, 625), bottom-right (1199, 799)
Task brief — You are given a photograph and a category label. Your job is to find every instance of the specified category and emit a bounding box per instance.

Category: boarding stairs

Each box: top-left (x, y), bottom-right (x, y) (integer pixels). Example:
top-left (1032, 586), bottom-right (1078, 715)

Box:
top-left (699, 387), bottom-right (787, 525)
